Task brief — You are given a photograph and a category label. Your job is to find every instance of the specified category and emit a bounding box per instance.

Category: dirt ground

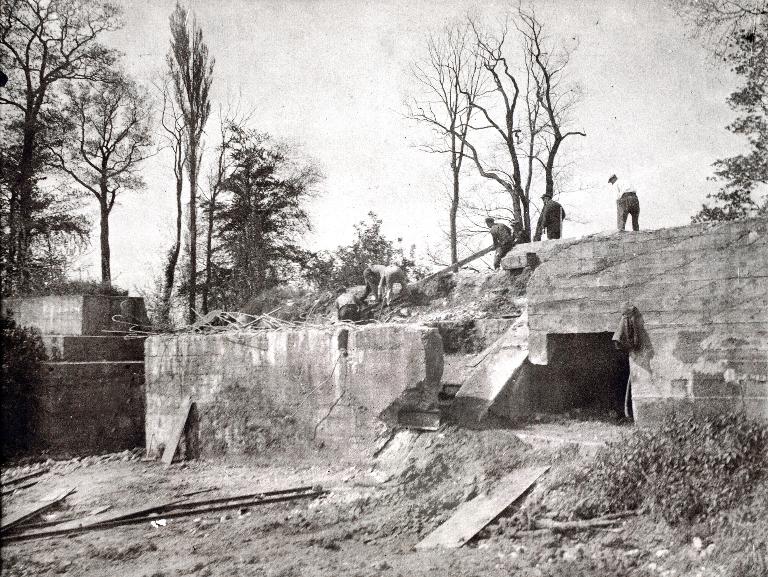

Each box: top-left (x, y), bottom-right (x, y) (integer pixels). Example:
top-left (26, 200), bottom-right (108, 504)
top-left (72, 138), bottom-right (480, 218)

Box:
top-left (2, 421), bottom-right (758, 577)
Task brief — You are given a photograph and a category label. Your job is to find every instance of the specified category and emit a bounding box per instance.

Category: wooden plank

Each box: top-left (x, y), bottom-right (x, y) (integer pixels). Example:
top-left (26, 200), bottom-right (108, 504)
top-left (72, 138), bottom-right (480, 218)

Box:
top-left (415, 466), bottom-right (548, 550)
top-left (0, 487), bottom-right (76, 533)
top-left (1, 480), bottom-right (38, 496)
top-left (4, 495), bottom-right (189, 538)
top-left (418, 245), bottom-right (495, 284)
top-left (1, 467), bottom-right (50, 486)
top-left (162, 396), bottom-right (193, 466)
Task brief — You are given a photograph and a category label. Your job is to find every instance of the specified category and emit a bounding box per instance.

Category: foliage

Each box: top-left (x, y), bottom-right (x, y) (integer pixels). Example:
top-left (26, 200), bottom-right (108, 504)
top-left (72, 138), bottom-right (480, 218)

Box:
top-left (305, 212), bottom-right (427, 292)
top-left (692, 17), bottom-right (768, 221)
top-left (167, 1), bottom-right (214, 323)
top-left (1, 121), bottom-right (91, 296)
top-left (581, 412), bottom-right (768, 525)
top-left (192, 127), bottom-right (320, 310)
top-left (45, 72), bottom-right (154, 284)
top-left (17, 279), bottom-right (127, 297)
top-left (239, 284), bottom-right (335, 322)
top-left (0, 314), bottom-right (46, 457)
top-left (0, 0), bottom-right (122, 293)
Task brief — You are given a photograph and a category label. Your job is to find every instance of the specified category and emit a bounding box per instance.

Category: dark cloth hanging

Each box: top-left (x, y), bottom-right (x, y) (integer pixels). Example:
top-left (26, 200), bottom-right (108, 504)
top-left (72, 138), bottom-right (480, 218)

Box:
top-left (612, 305), bottom-right (640, 352)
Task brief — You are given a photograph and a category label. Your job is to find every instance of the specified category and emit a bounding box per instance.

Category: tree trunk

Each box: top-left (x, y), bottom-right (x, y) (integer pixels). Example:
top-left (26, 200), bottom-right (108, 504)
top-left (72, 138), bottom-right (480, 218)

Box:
top-left (201, 195), bottom-right (215, 315)
top-left (13, 121), bottom-right (37, 291)
top-left (161, 175), bottom-right (184, 324)
top-left (450, 165), bottom-right (459, 272)
top-left (187, 142), bottom-right (198, 323)
top-left (99, 198), bottom-right (111, 286)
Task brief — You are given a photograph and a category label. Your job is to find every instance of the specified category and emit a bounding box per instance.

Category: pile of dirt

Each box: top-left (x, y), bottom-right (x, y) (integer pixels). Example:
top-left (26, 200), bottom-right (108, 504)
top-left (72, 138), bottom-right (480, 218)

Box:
top-left (332, 426), bottom-right (539, 548)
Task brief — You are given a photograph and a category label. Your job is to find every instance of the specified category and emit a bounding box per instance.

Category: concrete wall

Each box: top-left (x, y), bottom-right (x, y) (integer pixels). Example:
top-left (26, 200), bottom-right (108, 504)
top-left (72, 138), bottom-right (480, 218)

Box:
top-left (2, 295), bottom-right (148, 335)
top-left (1, 295), bottom-right (148, 456)
top-left (519, 218), bottom-right (768, 424)
top-left (35, 361), bottom-right (145, 454)
top-left (144, 324), bottom-right (443, 457)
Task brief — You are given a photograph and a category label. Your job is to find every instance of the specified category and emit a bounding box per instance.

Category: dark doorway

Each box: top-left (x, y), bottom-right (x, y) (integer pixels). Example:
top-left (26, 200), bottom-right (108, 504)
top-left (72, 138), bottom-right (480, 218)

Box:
top-left (533, 332), bottom-right (632, 419)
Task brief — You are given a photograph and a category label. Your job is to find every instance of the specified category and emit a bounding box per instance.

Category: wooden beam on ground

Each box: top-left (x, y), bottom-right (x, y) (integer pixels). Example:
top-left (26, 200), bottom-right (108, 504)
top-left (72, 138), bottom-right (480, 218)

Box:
top-left (1, 467), bottom-right (50, 487)
top-left (415, 466), bottom-right (548, 550)
top-left (4, 486), bottom-right (326, 542)
top-left (162, 396), bottom-right (194, 466)
top-left (1, 480), bottom-right (38, 496)
top-left (0, 487), bottom-right (76, 534)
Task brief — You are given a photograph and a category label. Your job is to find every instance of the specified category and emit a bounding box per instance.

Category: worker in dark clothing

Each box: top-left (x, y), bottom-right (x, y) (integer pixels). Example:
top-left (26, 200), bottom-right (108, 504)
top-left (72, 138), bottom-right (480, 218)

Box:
top-left (533, 193), bottom-right (566, 241)
top-left (609, 174), bottom-right (640, 231)
top-left (486, 217), bottom-right (515, 270)
top-left (336, 288), bottom-right (363, 322)
top-left (512, 219), bottom-right (530, 244)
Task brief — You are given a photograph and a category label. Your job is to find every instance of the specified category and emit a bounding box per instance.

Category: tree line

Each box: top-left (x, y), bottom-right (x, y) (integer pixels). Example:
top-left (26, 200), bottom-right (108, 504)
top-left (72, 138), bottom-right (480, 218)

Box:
top-left (2, 1), bottom-right (765, 325)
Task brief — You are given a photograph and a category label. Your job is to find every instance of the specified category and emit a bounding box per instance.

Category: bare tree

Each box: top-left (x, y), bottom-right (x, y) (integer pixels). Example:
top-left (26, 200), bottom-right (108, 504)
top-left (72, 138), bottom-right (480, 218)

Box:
top-left (46, 74), bottom-right (154, 285)
top-left (407, 23), bottom-right (484, 270)
top-left (156, 77), bottom-right (187, 324)
top-left (517, 12), bottom-right (585, 201)
top-left (446, 11), bottom-right (584, 237)
top-left (167, 2), bottom-right (214, 323)
top-left (0, 0), bottom-right (121, 289)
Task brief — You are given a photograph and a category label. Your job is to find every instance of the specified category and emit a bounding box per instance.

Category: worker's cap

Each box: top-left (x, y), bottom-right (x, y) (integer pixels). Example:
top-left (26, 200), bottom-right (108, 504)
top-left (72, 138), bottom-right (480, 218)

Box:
top-left (608, 174), bottom-right (618, 184)
top-left (485, 217), bottom-right (495, 225)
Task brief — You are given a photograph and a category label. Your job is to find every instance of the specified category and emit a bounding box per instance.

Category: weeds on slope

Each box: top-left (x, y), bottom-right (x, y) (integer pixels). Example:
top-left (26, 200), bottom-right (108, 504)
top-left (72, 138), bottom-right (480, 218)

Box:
top-left (579, 412), bottom-right (768, 525)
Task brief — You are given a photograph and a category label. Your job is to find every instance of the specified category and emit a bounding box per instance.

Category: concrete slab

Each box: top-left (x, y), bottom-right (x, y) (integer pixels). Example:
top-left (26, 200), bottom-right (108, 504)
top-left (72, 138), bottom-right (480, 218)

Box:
top-left (451, 311), bottom-right (529, 426)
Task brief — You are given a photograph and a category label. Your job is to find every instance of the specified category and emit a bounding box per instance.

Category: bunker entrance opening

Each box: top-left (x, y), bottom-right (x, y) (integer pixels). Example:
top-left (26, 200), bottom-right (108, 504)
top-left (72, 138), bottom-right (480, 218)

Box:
top-left (540, 332), bottom-right (632, 420)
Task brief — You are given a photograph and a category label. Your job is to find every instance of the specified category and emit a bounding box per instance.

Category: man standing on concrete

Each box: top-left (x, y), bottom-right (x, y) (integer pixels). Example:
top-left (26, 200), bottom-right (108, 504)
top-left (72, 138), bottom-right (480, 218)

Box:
top-left (533, 193), bottom-right (566, 241)
top-left (336, 288), bottom-right (363, 322)
top-left (609, 174), bottom-right (640, 231)
top-left (486, 217), bottom-right (516, 270)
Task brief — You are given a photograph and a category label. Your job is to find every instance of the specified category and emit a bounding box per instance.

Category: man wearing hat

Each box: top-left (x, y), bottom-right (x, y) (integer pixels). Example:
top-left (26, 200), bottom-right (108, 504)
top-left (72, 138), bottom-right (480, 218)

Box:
top-left (533, 193), bottom-right (566, 241)
top-left (486, 217), bottom-right (516, 270)
top-left (609, 174), bottom-right (640, 231)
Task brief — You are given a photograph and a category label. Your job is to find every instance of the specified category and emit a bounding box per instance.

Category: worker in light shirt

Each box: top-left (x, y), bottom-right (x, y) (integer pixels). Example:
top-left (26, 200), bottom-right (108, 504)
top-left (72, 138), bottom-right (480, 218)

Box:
top-left (609, 174), bottom-right (640, 231)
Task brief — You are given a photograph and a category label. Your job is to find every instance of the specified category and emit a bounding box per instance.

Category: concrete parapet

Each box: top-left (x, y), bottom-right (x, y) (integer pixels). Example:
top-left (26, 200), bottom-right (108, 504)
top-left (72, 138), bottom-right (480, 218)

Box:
top-left (2, 295), bottom-right (148, 335)
top-left (144, 324), bottom-right (444, 457)
top-left (42, 335), bottom-right (145, 362)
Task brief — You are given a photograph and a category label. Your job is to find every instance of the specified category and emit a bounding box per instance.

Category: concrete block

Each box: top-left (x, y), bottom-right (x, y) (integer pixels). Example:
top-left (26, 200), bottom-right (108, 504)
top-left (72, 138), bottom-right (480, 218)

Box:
top-left (452, 312), bottom-right (529, 425)
top-left (144, 324), bottom-right (443, 457)
top-left (33, 361), bottom-right (145, 455)
top-left (2, 295), bottom-right (148, 335)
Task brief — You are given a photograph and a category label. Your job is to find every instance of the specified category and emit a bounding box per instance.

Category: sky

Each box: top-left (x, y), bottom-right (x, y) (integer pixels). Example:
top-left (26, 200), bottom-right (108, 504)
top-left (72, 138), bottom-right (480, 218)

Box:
top-left (67, 0), bottom-right (744, 291)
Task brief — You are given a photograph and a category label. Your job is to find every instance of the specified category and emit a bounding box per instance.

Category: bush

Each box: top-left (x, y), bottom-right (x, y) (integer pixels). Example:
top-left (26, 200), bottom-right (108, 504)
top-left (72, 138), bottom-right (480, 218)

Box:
top-left (18, 279), bottom-right (128, 297)
top-left (582, 411), bottom-right (768, 525)
top-left (1, 314), bottom-right (46, 458)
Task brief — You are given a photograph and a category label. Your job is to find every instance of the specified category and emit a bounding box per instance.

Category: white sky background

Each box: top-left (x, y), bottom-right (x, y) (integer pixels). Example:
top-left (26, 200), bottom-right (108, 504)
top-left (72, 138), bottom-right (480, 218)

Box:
top-left (69, 0), bottom-right (743, 292)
